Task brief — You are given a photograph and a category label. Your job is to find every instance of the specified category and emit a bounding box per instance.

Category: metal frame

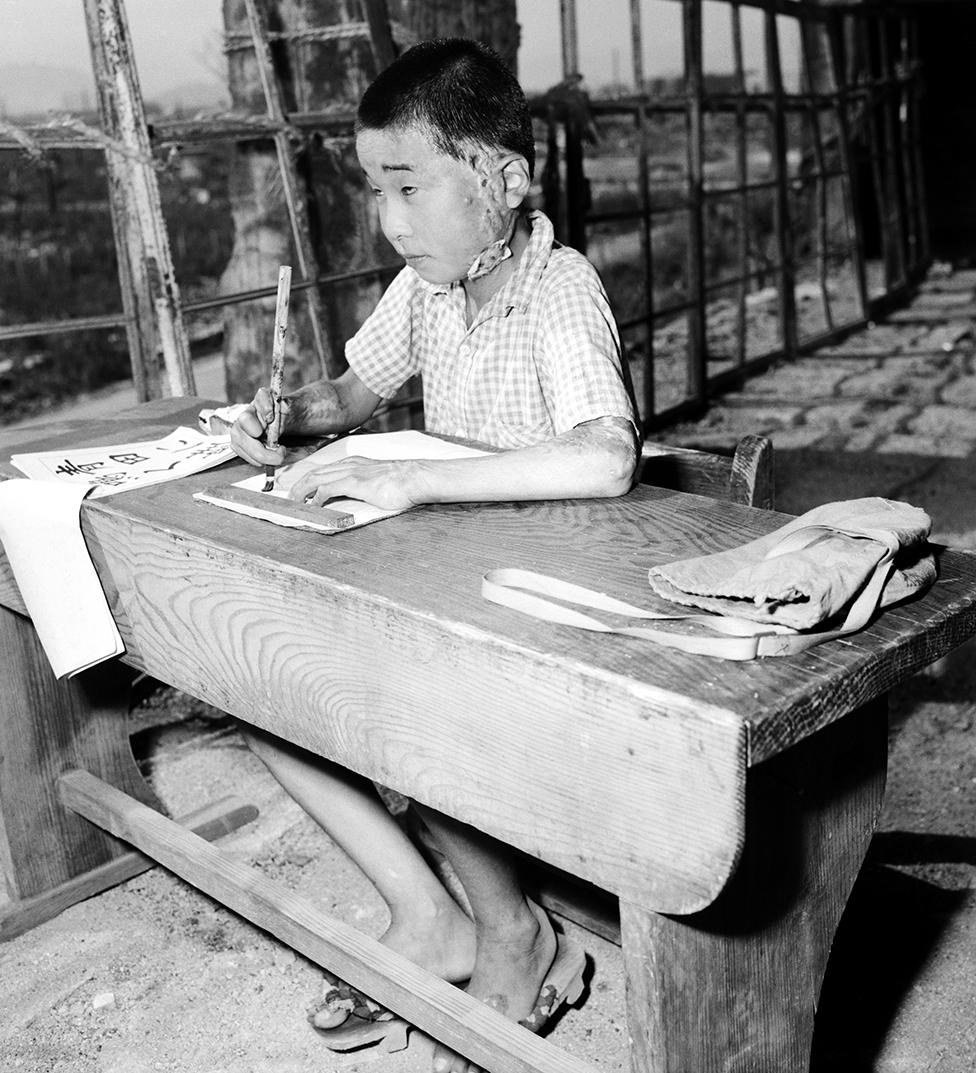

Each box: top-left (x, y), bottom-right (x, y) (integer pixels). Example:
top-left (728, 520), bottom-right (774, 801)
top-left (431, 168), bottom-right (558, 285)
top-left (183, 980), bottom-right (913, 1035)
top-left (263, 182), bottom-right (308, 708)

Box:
top-left (0, 0), bottom-right (929, 432)
top-left (539, 0), bottom-right (928, 431)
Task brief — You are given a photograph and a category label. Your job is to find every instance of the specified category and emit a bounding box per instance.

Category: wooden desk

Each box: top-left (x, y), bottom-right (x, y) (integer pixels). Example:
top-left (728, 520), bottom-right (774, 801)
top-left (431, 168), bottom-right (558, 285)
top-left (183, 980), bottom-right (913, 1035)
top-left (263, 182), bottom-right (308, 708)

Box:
top-left (3, 398), bottom-right (976, 1073)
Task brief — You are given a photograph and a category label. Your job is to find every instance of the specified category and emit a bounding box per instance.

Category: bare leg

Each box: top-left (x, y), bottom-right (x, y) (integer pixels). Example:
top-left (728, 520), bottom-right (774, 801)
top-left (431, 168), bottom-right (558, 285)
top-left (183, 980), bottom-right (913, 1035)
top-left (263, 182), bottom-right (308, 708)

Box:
top-left (414, 804), bottom-right (558, 1073)
top-left (242, 726), bottom-right (477, 1025)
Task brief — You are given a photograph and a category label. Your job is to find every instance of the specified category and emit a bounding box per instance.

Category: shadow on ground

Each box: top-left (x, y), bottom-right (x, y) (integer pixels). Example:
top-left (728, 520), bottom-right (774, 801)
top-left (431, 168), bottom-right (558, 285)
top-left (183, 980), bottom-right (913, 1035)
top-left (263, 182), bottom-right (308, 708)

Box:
top-left (774, 449), bottom-right (976, 545)
top-left (812, 866), bottom-right (973, 1073)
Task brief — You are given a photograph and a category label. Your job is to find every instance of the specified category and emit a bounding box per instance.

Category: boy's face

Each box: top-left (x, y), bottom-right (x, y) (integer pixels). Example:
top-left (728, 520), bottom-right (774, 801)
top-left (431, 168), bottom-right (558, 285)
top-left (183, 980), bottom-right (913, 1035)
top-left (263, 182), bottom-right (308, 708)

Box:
top-left (356, 124), bottom-right (519, 286)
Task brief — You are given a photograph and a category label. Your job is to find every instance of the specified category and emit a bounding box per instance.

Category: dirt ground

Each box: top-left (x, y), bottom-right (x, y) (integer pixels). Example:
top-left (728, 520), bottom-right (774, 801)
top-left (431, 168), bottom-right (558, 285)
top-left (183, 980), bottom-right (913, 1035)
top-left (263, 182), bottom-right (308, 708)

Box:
top-left (3, 336), bottom-right (976, 1071)
top-left (1, 642), bottom-right (974, 1073)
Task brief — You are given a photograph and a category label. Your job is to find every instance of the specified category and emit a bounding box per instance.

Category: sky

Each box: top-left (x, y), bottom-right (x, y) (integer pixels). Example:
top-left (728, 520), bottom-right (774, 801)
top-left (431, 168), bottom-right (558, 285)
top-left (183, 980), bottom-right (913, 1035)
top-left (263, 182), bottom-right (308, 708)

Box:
top-left (0, 0), bottom-right (780, 102)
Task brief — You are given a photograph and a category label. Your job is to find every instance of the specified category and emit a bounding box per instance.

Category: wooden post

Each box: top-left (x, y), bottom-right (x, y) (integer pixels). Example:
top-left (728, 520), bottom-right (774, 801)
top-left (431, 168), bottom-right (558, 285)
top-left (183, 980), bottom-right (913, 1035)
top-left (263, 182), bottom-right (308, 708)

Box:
top-left (620, 703), bottom-right (887, 1073)
top-left (82, 0), bottom-right (195, 400)
top-left (0, 603), bottom-right (160, 904)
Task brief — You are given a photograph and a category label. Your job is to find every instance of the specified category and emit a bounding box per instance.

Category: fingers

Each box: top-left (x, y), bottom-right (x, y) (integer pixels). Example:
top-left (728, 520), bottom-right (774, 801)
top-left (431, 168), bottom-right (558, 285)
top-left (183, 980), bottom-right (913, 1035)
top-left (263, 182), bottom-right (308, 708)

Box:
top-left (287, 467), bottom-right (321, 504)
top-left (252, 386), bottom-right (274, 426)
top-left (229, 391), bottom-right (288, 467)
top-left (285, 459), bottom-right (412, 511)
top-left (287, 464), bottom-right (352, 506)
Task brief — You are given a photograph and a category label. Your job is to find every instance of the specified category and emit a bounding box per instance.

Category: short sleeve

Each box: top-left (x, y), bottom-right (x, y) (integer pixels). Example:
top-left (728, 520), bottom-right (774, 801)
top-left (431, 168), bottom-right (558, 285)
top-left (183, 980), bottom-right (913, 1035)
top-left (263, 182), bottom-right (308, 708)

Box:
top-left (534, 255), bottom-right (637, 434)
top-left (344, 267), bottom-right (424, 399)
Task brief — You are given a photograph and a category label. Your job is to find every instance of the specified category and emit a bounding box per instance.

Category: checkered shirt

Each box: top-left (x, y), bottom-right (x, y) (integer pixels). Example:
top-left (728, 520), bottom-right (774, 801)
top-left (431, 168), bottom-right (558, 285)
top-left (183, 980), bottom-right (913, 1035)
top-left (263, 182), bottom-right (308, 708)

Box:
top-left (345, 211), bottom-right (636, 449)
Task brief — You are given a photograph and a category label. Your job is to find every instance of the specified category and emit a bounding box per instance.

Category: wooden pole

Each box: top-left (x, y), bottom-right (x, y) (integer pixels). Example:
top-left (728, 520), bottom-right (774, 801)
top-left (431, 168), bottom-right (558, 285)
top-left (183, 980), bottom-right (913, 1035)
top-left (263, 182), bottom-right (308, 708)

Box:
top-left (82, 0), bottom-right (195, 400)
top-left (60, 768), bottom-right (601, 1073)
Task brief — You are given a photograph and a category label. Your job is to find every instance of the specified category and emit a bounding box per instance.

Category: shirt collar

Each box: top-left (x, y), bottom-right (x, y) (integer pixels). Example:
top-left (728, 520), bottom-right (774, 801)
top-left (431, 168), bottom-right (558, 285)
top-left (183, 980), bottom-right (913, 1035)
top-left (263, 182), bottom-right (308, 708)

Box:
top-left (418, 210), bottom-right (554, 316)
top-left (500, 210), bottom-right (553, 315)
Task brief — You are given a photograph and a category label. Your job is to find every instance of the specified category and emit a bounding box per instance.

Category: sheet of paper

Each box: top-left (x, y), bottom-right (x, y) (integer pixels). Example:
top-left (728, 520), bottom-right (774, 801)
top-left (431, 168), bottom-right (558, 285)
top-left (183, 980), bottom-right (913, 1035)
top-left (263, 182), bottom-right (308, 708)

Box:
top-left (10, 426), bottom-right (235, 498)
top-left (2, 425), bottom-right (234, 678)
top-left (198, 403), bottom-right (249, 436)
top-left (194, 429), bottom-right (487, 533)
top-left (0, 479), bottom-right (124, 679)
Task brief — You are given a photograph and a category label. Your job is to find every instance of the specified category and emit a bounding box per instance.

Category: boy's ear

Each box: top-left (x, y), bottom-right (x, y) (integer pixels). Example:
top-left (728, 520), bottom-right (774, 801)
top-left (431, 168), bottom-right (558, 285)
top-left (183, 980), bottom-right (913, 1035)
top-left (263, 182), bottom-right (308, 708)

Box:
top-left (500, 155), bottom-right (531, 208)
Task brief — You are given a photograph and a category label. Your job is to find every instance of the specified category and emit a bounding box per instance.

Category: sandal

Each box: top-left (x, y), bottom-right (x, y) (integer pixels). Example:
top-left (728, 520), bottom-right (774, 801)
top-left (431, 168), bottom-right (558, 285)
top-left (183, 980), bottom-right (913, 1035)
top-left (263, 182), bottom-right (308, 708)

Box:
top-left (518, 934), bottom-right (588, 1033)
top-left (307, 972), bottom-right (411, 1053)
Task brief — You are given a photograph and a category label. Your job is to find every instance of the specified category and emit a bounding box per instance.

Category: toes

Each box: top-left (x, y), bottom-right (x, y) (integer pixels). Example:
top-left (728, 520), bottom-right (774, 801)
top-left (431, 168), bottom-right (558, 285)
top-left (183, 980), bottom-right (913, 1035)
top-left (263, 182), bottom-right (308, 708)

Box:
top-left (309, 1007), bottom-right (348, 1030)
top-left (431, 1044), bottom-right (479, 1073)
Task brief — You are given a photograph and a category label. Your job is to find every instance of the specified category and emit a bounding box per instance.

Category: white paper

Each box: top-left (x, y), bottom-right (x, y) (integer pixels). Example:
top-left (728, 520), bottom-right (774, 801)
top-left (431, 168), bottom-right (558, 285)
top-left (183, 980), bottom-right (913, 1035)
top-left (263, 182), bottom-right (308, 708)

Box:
top-left (2, 425), bottom-right (235, 678)
top-left (194, 429), bottom-right (487, 533)
top-left (10, 426), bottom-right (235, 498)
top-left (198, 403), bottom-right (249, 436)
top-left (0, 479), bottom-right (124, 679)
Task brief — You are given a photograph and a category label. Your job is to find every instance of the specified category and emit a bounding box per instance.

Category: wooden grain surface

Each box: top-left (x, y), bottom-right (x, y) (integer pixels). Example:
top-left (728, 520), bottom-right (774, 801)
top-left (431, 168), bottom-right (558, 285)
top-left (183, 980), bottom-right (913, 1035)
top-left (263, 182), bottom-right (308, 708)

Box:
top-left (0, 607), bottom-right (160, 899)
top-left (4, 399), bottom-right (976, 914)
top-left (0, 795), bottom-right (258, 940)
top-left (620, 705), bottom-right (888, 1073)
top-left (60, 770), bottom-right (600, 1073)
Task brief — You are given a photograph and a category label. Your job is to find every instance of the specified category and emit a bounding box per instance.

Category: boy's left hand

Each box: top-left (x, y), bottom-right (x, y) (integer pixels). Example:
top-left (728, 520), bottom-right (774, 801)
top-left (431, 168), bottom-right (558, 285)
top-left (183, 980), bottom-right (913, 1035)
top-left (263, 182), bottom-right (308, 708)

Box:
top-left (287, 457), bottom-right (419, 512)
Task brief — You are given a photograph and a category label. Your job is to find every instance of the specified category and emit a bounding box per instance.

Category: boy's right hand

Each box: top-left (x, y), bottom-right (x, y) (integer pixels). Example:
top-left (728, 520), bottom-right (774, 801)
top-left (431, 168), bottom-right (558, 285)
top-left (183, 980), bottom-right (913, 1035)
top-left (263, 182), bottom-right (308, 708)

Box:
top-left (229, 387), bottom-right (290, 468)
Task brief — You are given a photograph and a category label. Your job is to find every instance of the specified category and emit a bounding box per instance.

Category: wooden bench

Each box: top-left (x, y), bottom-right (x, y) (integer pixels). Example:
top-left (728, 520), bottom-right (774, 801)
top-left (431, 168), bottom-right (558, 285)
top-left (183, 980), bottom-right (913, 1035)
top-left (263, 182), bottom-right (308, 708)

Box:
top-left (2, 399), bottom-right (976, 1073)
top-left (640, 434), bottom-right (774, 510)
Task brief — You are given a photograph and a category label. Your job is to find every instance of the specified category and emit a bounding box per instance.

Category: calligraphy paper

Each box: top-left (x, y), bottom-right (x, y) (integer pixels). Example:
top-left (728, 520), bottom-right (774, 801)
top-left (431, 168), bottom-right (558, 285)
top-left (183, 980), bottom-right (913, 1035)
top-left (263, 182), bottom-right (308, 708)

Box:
top-left (194, 429), bottom-right (487, 534)
top-left (10, 426), bottom-right (235, 498)
top-left (1, 426), bottom-right (234, 678)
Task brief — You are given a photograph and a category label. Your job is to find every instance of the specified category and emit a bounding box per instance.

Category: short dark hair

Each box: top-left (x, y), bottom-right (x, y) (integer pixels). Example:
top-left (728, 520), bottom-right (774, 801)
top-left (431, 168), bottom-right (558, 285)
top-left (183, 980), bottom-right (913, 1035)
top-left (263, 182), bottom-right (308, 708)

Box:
top-left (357, 38), bottom-right (535, 178)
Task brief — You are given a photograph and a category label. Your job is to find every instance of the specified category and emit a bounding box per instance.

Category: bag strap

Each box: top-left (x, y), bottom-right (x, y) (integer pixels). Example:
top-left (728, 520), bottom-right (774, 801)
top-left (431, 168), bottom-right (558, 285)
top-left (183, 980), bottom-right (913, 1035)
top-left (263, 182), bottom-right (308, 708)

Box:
top-left (482, 523), bottom-right (899, 660)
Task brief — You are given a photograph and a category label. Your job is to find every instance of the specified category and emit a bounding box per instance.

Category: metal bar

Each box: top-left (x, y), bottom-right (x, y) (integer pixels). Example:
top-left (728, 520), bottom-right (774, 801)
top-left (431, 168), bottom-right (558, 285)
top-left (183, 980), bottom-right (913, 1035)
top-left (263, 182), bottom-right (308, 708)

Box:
top-left (763, 6), bottom-right (797, 360)
top-left (362, 0), bottom-right (397, 71)
top-left (896, 15), bottom-right (921, 271)
top-left (904, 17), bottom-right (929, 266)
top-left (857, 15), bottom-right (895, 290)
top-left (799, 20), bottom-right (835, 336)
top-left (0, 263), bottom-right (402, 344)
top-left (827, 11), bottom-right (869, 323)
top-left (877, 13), bottom-right (907, 286)
top-left (730, 1), bottom-right (748, 369)
top-left (636, 103), bottom-right (655, 427)
top-left (584, 86), bottom-right (901, 116)
top-left (0, 312), bottom-right (129, 342)
top-left (560, 0), bottom-right (579, 78)
top-left (629, 0), bottom-right (644, 92)
top-left (683, 0), bottom-right (707, 404)
top-left (0, 111), bottom-right (360, 153)
top-left (242, 0), bottom-right (334, 376)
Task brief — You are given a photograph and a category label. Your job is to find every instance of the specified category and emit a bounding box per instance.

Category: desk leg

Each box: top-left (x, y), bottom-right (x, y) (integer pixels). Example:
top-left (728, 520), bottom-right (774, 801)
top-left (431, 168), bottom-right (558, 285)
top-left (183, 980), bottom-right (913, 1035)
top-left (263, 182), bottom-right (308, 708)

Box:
top-left (0, 604), bottom-right (159, 915)
top-left (619, 701), bottom-right (887, 1073)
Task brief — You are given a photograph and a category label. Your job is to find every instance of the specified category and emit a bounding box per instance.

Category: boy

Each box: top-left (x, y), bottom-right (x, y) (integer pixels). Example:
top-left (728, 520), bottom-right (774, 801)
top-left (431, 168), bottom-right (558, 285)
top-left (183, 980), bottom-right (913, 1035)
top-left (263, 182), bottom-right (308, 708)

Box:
top-left (231, 37), bottom-right (637, 1073)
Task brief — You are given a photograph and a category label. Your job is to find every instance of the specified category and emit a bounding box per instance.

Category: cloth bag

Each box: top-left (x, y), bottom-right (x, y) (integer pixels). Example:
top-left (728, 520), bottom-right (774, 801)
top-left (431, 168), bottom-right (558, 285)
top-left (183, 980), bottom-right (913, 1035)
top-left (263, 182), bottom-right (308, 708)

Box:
top-left (482, 498), bottom-right (937, 660)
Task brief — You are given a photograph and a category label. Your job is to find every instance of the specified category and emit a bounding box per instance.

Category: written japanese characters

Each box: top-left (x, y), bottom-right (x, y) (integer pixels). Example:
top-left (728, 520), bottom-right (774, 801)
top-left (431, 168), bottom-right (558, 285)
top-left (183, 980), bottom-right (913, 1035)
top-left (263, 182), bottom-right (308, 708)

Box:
top-left (10, 427), bottom-right (236, 498)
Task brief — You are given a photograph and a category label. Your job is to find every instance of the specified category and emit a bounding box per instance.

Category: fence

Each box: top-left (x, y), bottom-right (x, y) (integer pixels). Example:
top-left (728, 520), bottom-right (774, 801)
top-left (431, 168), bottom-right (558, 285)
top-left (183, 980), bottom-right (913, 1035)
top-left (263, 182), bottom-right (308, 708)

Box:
top-left (0, 0), bottom-right (927, 434)
top-left (539, 0), bottom-right (927, 430)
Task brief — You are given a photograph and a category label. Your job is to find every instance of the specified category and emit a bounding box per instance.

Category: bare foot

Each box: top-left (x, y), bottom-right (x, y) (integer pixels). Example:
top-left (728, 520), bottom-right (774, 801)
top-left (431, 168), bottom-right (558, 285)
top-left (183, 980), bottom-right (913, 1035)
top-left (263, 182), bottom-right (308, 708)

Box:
top-left (430, 899), bottom-right (558, 1073)
top-left (311, 899), bottom-right (477, 1030)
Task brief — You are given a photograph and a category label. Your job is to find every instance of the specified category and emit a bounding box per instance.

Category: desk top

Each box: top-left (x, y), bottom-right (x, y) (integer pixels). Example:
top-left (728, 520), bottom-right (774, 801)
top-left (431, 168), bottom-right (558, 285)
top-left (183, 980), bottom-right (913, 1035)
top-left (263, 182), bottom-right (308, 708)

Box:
top-left (4, 398), bottom-right (976, 912)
